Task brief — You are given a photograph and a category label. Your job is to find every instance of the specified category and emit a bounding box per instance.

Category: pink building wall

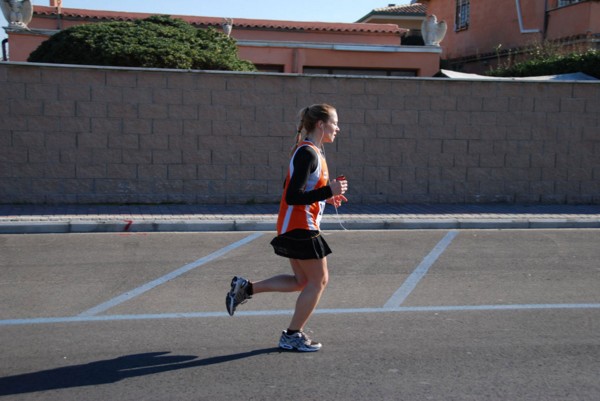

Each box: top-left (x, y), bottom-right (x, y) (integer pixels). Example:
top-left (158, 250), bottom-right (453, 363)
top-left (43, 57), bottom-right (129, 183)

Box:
top-left (546, 1), bottom-right (600, 40)
top-left (425, 0), bottom-right (545, 61)
top-left (424, 0), bottom-right (600, 72)
top-left (6, 5), bottom-right (441, 77)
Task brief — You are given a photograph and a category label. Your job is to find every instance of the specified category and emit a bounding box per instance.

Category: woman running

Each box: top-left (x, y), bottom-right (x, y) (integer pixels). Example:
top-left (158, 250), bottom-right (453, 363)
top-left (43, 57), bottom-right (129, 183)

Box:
top-left (226, 103), bottom-right (348, 352)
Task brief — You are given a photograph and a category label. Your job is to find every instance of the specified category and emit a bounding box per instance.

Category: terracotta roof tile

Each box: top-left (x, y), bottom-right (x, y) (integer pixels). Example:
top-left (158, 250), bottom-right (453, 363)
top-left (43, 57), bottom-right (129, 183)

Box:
top-left (373, 3), bottom-right (428, 15)
top-left (33, 6), bottom-right (400, 34)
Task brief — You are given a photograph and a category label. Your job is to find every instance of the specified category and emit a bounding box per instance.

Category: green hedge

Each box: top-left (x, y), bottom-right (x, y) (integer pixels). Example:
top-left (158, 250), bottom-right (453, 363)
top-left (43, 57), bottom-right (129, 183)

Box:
top-left (487, 50), bottom-right (600, 79)
top-left (28, 15), bottom-right (256, 72)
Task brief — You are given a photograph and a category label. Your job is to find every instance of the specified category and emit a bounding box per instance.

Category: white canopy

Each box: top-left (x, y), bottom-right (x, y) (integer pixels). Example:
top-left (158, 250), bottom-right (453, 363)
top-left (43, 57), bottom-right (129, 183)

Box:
top-left (439, 69), bottom-right (598, 81)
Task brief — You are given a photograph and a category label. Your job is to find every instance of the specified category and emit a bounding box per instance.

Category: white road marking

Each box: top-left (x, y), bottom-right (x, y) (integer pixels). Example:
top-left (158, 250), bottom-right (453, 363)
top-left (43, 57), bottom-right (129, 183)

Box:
top-left (78, 232), bottom-right (264, 317)
top-left (384, 230), bottom-right (459, 308)
top-left (1, 303), bottom-right (599, 326)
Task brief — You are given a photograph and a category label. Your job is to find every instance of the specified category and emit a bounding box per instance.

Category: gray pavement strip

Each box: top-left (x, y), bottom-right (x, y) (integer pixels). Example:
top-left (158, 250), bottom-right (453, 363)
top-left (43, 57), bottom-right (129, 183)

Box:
top-left (1, 216), bottom-right (600, 234)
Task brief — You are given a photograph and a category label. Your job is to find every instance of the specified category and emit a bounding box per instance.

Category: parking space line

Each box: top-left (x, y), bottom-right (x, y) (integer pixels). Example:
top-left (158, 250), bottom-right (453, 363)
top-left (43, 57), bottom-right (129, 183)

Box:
top-left (78, 232), bottom-right (264, 317)
top-left (383, 230), bottom-right (459, 309)
top-left (2, 303), bottom-right (599, 327)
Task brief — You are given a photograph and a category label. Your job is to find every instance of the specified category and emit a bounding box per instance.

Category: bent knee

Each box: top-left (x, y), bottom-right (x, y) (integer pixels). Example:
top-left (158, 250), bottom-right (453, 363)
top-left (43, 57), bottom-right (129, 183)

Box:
top-left (308, 275), bottom-right (328, 291)
top-left (293, 276), bottom-right (308, 292)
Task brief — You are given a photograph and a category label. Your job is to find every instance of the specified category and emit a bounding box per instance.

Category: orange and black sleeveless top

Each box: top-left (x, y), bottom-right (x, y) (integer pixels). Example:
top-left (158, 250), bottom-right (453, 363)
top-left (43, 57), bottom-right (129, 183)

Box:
top-left (276, 141), bottom-right (331, 235)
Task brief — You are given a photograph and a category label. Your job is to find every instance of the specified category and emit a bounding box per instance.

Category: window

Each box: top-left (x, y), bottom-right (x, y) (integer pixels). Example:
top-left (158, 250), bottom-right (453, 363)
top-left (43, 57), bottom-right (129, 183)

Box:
top-left (302, 67), bottom-right (417, 77)
top-left (558, 0), bottom-right (583, 6)
top-left (254, 64), bottom-right (284, 73)
top-left (455, 0), bottom-right (470, 31)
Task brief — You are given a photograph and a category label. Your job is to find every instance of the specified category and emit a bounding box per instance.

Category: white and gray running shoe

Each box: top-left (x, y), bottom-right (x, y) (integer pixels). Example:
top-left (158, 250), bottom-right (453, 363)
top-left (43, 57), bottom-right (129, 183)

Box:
top-left (226, 276), bottom-right (251, 316)
top-left (278, 330), bottom-right (322, 352)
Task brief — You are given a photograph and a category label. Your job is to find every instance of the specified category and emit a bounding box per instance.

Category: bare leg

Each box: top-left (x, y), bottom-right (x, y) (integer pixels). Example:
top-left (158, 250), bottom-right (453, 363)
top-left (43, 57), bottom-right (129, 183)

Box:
top-left (250, 257), bottom-right (328, 331)
top-left (252, 273), bottom-right (305, 294)
top-left (287, 257), bottom-right (328, 331)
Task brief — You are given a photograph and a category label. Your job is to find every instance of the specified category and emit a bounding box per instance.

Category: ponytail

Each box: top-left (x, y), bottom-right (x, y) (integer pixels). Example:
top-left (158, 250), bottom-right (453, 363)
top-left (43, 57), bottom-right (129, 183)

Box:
top-left (290, 106), bottom-right (310, 156)
top-left (290, 131), bottom-right (303, 156)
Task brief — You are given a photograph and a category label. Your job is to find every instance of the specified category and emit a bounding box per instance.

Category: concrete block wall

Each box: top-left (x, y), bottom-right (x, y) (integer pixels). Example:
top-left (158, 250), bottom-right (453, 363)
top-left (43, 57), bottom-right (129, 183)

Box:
top-left (1, 62), bottom-right (599, 204)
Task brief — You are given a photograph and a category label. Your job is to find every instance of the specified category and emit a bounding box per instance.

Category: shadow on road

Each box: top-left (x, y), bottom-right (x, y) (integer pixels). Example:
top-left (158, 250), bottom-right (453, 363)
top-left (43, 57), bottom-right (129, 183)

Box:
top-left (0, 348), bottom-right (280, 396)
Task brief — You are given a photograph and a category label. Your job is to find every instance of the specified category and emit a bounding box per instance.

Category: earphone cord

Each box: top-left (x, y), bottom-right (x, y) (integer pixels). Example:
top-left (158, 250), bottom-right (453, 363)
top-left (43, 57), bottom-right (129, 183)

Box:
top-left (322, 145), bottom-right (347, 231)
top-left (332, 197), bottom-right (348, 231)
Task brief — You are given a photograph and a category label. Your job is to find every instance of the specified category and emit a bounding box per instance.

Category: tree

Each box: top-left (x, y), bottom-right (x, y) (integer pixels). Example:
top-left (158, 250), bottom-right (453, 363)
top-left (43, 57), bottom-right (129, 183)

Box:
top-left (28, 15), bottom-right (256, 72)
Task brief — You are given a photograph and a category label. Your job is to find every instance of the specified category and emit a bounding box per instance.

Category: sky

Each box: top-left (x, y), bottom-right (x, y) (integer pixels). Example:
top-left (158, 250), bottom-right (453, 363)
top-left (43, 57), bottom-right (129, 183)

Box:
top-left (3, 1), bottom-right (411, 48)
top-left (22, 0), bottom-right (410, 23)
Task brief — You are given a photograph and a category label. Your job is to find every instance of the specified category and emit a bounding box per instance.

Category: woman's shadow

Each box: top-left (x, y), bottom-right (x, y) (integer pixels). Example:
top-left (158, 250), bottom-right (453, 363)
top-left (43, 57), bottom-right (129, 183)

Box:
top-left (0, 348), bottom-right (280, 396)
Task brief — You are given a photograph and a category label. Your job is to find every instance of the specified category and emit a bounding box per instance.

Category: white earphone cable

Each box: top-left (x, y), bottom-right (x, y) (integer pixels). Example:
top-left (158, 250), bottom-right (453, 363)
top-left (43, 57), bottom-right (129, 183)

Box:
top-left (321, 145), bottom-right (347, 231)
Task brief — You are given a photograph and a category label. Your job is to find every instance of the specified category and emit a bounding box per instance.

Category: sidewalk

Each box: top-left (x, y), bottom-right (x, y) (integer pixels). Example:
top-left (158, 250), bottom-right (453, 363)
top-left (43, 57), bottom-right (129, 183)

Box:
top-left (1, 203), bottom-right (600, 234)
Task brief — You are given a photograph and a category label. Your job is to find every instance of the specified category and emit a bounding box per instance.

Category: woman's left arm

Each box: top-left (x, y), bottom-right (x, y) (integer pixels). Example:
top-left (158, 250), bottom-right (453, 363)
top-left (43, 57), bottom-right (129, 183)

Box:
top-left (285, 147), bottom-right (333, 205)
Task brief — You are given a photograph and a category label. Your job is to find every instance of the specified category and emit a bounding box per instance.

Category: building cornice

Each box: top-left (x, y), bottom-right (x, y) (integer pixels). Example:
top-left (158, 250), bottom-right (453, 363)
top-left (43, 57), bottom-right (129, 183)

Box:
top-left (238, 40), bottom-right (442, 54)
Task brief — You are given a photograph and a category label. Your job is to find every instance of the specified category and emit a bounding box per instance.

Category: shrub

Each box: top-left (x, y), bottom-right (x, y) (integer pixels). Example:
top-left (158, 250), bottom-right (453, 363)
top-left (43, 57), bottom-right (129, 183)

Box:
top-left (28, 15), bottom-right (256, 72)
top-left (487, 49), bottom-right (600, 79)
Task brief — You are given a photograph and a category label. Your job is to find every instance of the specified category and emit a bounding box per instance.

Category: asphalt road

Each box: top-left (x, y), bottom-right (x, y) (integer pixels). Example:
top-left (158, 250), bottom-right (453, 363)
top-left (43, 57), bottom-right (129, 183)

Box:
top-left (1, 229), bottom-right (599, 400)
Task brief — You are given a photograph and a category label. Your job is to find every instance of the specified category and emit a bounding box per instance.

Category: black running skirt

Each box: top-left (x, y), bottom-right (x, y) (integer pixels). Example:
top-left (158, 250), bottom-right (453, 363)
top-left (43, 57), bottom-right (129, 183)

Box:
top-left (270, 229), bottom-right (332, 260)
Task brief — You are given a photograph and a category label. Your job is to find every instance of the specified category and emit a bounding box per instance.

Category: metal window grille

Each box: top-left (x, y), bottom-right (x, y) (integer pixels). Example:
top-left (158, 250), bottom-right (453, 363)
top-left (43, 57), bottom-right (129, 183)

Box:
top-left (455, 0), bottom-right (470, 31)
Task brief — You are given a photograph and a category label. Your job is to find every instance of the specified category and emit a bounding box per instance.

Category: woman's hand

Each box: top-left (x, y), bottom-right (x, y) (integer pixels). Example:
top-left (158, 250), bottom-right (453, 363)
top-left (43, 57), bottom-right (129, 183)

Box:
top-left (330, 177), bottom-right (347, 196)
top-left (328, 176), bottom-right (348, 207)
top-left (327, 194), bottom-right (348, 207)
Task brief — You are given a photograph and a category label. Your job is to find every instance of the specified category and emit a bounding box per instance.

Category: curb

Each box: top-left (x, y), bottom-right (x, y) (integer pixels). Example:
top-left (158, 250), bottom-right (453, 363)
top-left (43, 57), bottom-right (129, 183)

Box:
top-left (1, 217), bottom-right (600, 234)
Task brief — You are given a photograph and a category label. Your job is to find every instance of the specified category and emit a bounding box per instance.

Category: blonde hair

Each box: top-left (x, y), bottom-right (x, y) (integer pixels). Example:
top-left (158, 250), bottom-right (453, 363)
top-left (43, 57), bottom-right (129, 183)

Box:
top-left (291, 103), bottom-right (336, 155)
